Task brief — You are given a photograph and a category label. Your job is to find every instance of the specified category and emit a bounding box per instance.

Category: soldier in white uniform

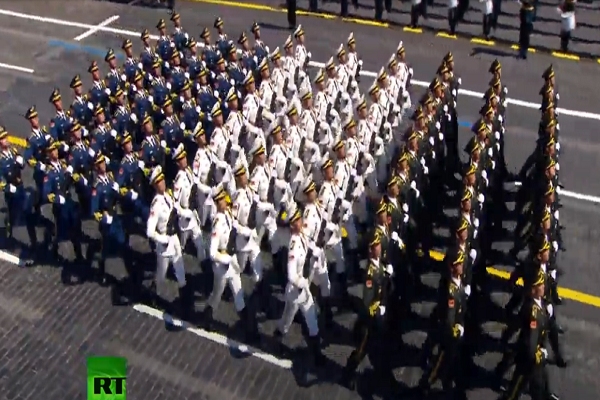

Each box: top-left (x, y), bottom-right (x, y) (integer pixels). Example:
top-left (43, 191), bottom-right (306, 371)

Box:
top-left (313, 70), bottom-right (329, 120)
top-left (356, 96), bottom-right (374, 149)
top-left (335, 45), bottom-right (351, 92)
top-left (345, 32), bottom-right (362, 81)
top-left (270, 48), bottom-right (287, 96)
top-left (146, 166), bottom-right (188, 312)
top-left (205, 186), bottom-right (259, 341)
top-left (248, 141), bottom-right (271, 202)
top-left (231, 164), bottom-right (264, 283)
top-left (318, 159), bottom-right (339, 217)
top-left (208, 102), bottom-right (230, 160)
top-left (283, 36), bottom-right (298, 80)
top-left (274, 208), bottom-right (325, 372)
top-left (298, 89), bottom-right (318, 141)
top-left (284, 105), bottom-right (304, 158)
top-left (342, 118), bottom-right (362, 168)
top-left (325, 58), bottom-right (343, 106)
top-left (294, 25), bottom-right (310, 70)
top-left (368, 83), bottom-right (384, 130)
top-left (172, 144), bottom-right (205, 261)
top-left (396, 42), bottom-right (413, 90)
top-left (191, 125), bottom-right (215, 257)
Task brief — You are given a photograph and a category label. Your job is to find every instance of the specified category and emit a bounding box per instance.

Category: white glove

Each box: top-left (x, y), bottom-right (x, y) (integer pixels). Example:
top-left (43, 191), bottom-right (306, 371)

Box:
top-left (477, 193), bottom-right (485, 203)
top-left (482, 170), bottom-right (488, 180)
top-left (62, 144), bottom-right (70, 152)
top-left (195, 105), bottom-right (201, 114)
top-left (410, 180), bottom-right (417, 190)
top-left (110, 129), bottom-right (117, 138)
top-left (540, 348), bottom-right (548, 361)
top-left (391, 231), bottom-right (400, 242)
top-left (385, 264), bottom-right (394, 275)
top-left (59, 195), bottom-right (66, 204)
top-left (402, 203), bottom-right (409, 213)
top-left (169, 42), bottom-right (175, 48)
top-left (179, 122), bottom-right (186, 130)
top-left (552, 241), bottom-right (559, 252)
top-left (87, 102), bottom-right (94, 111)
top-left (503, 87), bottom-right (508, 94)
top-left (308, 51), bottom-right (312, 59)
top-left (546, 304), bottom-right (554, 317)
top-left (423, 166), bottom-right (429, 175)
top-left (130, 190), bottom-right (138, 201)
top-left (298, 277), bottom-right (310, 290)
top-left (457, 77), bottom-right (462, 85)
top-left (429, 136), bottom-right (434, 146)
top-left (495, 131), bottom-right (500, 140)
top-left (137, 62), bottom-right (143, 70)
top-left (469, 248), bottom-right (477, 260)
top-left (104, 88), bottom-right (111, 95)
top-left (8, 184), bottom-right (16, 193)
top-left (452, 89), bottom-right (456, 97)
top-left (105, 214), bottom-right (113, 225)
top-left (474, 229), bottom-right (478, 239)
top-left (498, 115), bottom-right (503, 123)
top-left (556, 93), bottom-right (560, 100)
top-left (487, 148), bottom-right (493, 157)
top-left (166, 82), bottom-right (172, 90)
top-left (414, 188), bottom-right (420, 198)
top-left (491, 160), bottom-right (496, 170)
top-left (557, 123), bottom-right (560, 131)
top-left (409, 67), bottom-right (413, 75)
top-left (456, 324), bottom-right (464, 337)
top-left (160, 140), bottom-right (167, 149)
top-left (148, 95), bottom-right (154, 104)
top-left (550, 269), bottom-right (557, 280)
top-left (130, 113), bottom-right (138, 123)
top-left (179, 95), bottom-right (184, 104)
top-left (66, 165), bottom-right (74, 174)
top-left (474, 218), bottom-right (479, 228)
top-left (184, 72), bottom-right (190, 79)
top-left (556, 142), bottom-right (560, 151)
top-left (351, 80), bottom-right (358, 89)
top-left (435, 121), bottom-right (441, 130)
top-left (137, 160), bottom-right (145, 169)
top-left (438, 132), bottom-right (444, 141)
top-left (443, 104), bottom-right (448, 113)
top-left (214, 90), bottom-right (220, 98)
top-left (431, 151), bottom-right (436, 160)
top-left (39, 163), bottom-right (46, 172)
top-left (112, 182), bottom-right (119, 191)
top-left (420, 157), bottom-right (426, 166)
top-left (15, 155), bottom-right (23, 165)
top-left (120, 74), bottom-right (126, 82)
top-left (464, 285), bottom-right (471, 296)
top-left (555, 162), bottom-right (560, 171)
top-left (554, 210), bottom-right (560, 220)
top-left (88, 148), bottom-right (96, 158)
top-left (379, 305), bottom-right (386, 316)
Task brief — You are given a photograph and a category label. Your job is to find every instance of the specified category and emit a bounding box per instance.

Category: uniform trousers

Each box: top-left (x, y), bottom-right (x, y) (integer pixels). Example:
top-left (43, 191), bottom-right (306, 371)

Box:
top-left (208, 258), bottom-right (246, 312)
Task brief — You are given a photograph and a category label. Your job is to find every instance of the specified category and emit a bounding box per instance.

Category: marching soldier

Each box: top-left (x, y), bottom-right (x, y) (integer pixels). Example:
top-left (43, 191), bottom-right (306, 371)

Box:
top-left (518, 0), bottom-right (535, 59)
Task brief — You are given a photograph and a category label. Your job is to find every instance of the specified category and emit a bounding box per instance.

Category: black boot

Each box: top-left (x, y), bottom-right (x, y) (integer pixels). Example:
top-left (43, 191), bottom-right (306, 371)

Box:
top-left (203, 305), bottom-right (214, 331)
top-left (340, 354), bottom-right (359, 391)
top-left (321, 297), bottom-right (334, 329)
top-left (178, 285), bottom-right (190, 320)
top-left (239, 306), bottom-right (260, 344)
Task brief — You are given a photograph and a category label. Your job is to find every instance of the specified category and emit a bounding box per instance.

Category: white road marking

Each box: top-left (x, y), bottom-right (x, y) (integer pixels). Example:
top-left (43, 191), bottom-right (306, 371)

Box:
top-left (0, 8), bottom-right (599, 202)
top-left (133, 304), bottom-right (293, 369)
top-left (73, 15), bottom-right (120, 41)
top-left (0, 62), bottom-right (34, 74)
top-left (0, 250), bottom-right (25, 266)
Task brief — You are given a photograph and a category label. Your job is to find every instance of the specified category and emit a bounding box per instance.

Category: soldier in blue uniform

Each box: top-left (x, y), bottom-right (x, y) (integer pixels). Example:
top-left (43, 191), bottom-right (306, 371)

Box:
top-left (251, 22), bottom-right (269, 63)
top-left (195, 69), bottom-right (216, 113)
top-left (213, 57), bottom-right (232, 99)
top-left (199, 28), bottom-right (218, 69)
top-left (160, 98), bottom-right (185, 150)
top-left (227, 44), bottom-right (246, 86)
top-left (42, 139), bottom-right (84, 264)
top-left (0, 127), bottom-right (38, 257)
top-left (116, 133), bottom-right (150, 254)
top-left (68, 122), bottom-right (94, 217)
top-left (140, 114), bottom-right (168, 169)
top-left (90, 105), bottom-right (119, 168)
top-left (156, 19), bottom-right (173, 62)
top-left (69, 75), bottom-right (94, 128)
top-left (238, 32), bottom-right (257, 72)
top-left (24, 106), bottom-right (53, 221)
top-left (105, 49), bottom-right (125, 95)
top-left (170, 12), bottom-right (189, 52)
top-left (185, 38), bottom-right (203, 80)
top-left (214, 17), bottom-right (228, 48)
top-left (140, 29), bottom-right (157, 71)
top-left (166, 49), bottom-right (188, 94)
top-left (147, 59), bottom-right (171, 110)
top-left (90, 152), bottom-right (127, 286)
top-left (179, 80), bottom-right (201, 136)
top-left (112, 88), bottom-right (136, 135)
top-left (88, 61), bottom-right (111, 111)
top-left (48, 88), bottom-right (72, 142)
top-left (122, 39), bottom-right (141, 82)
top-left (131, 71), bottom-right (154, 136)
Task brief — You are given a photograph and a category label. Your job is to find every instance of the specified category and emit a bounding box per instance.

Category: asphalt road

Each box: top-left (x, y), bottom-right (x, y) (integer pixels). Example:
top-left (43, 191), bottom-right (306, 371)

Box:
top-left (0, 1), bottom-right (599, 399)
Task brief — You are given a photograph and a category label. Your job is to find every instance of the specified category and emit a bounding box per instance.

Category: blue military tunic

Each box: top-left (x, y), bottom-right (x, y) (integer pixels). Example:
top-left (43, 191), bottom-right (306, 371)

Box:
top-left (0, 148), bottom-right (35, 233)
top-left (90, 172), bottom-right (126, 245)
top-left (160, 115), bottom-right (185, 149)
top-left (71, 94), bottom-right (94, 127)
top-left (89, 79), bottom-right (111, 110)
top-left (42, 160), bottom-right (80, 240)
top-left (50, 110), bottom-right (72, 142)
top-left (116, 153), bottom-right (150, 221)
top-left (123, 57), bottom-right (141, 81)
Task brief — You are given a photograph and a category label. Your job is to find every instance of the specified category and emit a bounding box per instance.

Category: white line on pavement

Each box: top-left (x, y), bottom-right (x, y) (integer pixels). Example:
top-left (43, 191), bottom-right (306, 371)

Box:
top-left (133, 304), bottom-right (293, 369)
top-left (0, 62), bottom-right (34, 74)
top-left (0, 8), bottom-right (598, 121)
top-left (74, 15), bottom-right (120, 41)
top-left (0, 8), bottom-right (599, 203)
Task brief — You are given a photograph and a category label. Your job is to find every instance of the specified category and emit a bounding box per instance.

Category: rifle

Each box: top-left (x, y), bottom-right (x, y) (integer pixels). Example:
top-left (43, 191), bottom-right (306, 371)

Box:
top-left (247, 200), bottom-right (258, 230)
top-left (355, 60), bottom-right (362, 83)
top-left (283, 157), bottom-right (293, 182)
top-left (298, 137), bottom-right (307, 161)
top-left (166, 206), bottom-right (180, 236)
top-left (207, 162), bottom-right (217, 187)
top-left (226, 224), bottom-right (237, 255)
top-left (302, 248), bottom-right (314, 280)
top-left (316, 219), bottom-right (328, 248)
top-left (267, 176), bottom-right (276, 204)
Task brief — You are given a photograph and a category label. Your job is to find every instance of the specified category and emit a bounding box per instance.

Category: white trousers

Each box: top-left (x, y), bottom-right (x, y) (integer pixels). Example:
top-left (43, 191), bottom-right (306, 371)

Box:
top-left (179, 216), bottom-right (206, 262)
top-left (155, 235), bottom-right (187, 290)
top-left (278, 285), bottom-right (319, 336)
top-left (207, 259), bottom-right (246, 312)
top-left (236, 245), bottom-right (263, 283)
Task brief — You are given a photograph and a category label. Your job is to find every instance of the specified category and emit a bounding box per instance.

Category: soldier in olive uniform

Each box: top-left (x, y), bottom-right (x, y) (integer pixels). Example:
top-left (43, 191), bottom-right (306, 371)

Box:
top-left (418, 248), bottom-right (468, 398)
top-left (341, 232), bottom-right (396, 391)
top-left (497, 268), bottom-right (566, 400)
